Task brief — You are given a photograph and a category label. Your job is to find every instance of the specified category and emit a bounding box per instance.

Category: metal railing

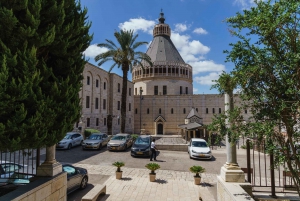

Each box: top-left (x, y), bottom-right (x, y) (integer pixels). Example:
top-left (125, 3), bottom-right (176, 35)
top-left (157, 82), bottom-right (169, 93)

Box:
top-left (244, 139), bottom-right (298, 196)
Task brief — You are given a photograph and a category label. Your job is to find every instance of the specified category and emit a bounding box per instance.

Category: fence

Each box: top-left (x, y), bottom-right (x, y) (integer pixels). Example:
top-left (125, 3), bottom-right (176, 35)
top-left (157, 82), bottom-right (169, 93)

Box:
top-left (244, 139), bottom-right (298, 196)
top-left (0, 148), bottom-right (40, 183)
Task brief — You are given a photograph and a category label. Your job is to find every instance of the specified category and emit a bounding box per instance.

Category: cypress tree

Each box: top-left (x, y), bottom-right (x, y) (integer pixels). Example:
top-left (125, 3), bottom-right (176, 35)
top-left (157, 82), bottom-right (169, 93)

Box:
top-left (0, 0), bottom-right (92, 150)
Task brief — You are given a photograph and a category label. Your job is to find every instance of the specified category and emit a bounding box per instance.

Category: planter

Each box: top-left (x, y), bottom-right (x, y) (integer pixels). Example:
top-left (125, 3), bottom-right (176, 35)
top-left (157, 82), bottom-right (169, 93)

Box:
top-left (149, 173), bottom-right (156, 182)
top-left (116, 171), bottom-right (122, 179)
top-left (194, 176), bottom-right (201, 185)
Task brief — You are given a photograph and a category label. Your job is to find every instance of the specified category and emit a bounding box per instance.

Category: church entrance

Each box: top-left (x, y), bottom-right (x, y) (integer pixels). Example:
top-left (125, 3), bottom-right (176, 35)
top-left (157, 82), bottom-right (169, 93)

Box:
top-left (157, 124), bottom-right (163, 135)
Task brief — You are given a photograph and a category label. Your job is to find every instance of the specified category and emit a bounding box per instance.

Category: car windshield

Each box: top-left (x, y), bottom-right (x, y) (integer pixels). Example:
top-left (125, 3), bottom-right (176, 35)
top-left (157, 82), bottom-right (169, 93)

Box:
top-left (88, 135), bottom-right (101, 140)
top-left (64, 135), bottom-right (72, 139)
top-left (192, 141), bottom-right (207, 147)
top-left (135, 137), bottom-right (150, 145)
top-left (111, 136), bottom-right (126, 141)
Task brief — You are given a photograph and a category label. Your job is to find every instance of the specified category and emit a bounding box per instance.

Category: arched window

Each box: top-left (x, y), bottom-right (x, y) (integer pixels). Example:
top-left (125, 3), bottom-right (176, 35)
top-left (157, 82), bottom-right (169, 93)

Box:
top-left (171, 108), bottom-right (173, 114)
top-left (147, 108), bottom-right (150, 114)
top-left (183, 108), bottom-right (186, 114)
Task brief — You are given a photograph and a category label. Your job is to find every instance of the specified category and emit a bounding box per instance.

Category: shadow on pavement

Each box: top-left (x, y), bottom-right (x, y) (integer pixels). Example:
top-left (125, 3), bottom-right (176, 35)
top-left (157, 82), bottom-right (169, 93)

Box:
top-left (67, 183), bottom-right (94, 201)
top-left (155, 178), bottom-right (168, 184)
top-left (121, 177), bottom-right (132, 181)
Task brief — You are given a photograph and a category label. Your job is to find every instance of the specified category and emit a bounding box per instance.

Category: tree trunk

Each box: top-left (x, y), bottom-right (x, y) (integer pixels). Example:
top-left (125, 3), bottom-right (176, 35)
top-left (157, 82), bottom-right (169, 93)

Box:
top-left (120, 65), bottom-right (128, 133)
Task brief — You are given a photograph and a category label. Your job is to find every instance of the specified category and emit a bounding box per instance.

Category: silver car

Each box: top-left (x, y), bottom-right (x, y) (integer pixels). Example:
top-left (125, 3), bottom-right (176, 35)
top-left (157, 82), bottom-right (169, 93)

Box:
top-left (56, 132), bottom-right (83, 150)
top-left (82, 133), bottom-right (110, 150)
top-left (107, 133), bottom-right (133, 151)
top-left (62, 164), bottom-right (88, 194)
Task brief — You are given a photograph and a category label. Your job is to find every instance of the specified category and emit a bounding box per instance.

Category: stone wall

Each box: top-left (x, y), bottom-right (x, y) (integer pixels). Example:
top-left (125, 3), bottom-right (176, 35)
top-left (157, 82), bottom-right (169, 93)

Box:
top-left (1, 172), bottom-right (67, 201)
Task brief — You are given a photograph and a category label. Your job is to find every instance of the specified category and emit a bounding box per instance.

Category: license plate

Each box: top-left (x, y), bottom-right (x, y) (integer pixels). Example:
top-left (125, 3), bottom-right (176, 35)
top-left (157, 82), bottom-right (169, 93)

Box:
top-left (112, 147), bottom-right (116, 150)
top-left (136, 152), bottom-right (143, 154)
top-left (86, 145), bottom-right (91, 148)
top-left (200, 154), bottom-right (205, 157)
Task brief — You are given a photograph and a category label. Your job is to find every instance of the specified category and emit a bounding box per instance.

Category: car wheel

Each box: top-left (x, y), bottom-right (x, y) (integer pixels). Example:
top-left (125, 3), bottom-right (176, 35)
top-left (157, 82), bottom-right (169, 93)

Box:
top-left (68, 144), bottom-right (72, 150)
top-left (80, 176), bottom-right (88, 189)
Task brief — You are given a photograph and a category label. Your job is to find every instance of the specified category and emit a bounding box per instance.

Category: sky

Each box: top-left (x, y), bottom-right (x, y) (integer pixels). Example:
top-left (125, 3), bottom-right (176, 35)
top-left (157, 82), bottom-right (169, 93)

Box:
top-left (81, 0), bottom-right (257, 94)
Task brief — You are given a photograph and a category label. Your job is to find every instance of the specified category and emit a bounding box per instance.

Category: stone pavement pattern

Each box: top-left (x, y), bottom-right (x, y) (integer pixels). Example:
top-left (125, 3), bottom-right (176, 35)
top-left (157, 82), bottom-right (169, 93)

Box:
top-left (73, 164), bottom-right (216, 201)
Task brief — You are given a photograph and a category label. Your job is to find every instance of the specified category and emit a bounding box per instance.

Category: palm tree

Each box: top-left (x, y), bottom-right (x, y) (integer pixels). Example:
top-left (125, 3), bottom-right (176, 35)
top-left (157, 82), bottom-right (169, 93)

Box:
top-left (95, 30), bottom-right (152, 133)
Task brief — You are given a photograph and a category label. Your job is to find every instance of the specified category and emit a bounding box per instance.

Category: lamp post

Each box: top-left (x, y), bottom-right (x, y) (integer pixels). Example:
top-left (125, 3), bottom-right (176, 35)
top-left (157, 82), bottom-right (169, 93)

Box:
top-left (140, 89), bottom-right (143, 134)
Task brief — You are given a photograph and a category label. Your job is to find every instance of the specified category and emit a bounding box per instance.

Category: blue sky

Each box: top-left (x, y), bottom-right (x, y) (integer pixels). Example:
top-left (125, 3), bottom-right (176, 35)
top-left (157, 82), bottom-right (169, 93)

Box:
top-left (81, 0), bottom-right (257, 94)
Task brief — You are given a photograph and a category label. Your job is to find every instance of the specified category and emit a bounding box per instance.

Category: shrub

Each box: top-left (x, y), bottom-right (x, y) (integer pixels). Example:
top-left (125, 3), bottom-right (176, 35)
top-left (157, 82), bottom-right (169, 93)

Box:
top-left (112, 161), bottom-right (125, 172)
top-left (145, 163), bottom-right (160, 174)
top-left (189, 165), bottom-right (205, 177)
top-left (131, 134), bottom-right (139, 141)
top-left (84, 129), bottom-right (100, 139)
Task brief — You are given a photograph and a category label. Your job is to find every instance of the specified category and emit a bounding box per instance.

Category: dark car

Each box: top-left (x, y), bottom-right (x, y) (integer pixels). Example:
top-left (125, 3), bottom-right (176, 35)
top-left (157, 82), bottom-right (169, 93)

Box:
top-left (62, 164), bottom-right (88, 194)
top-left (0, 161), bottom-right (25, 183)
top-left (107, 133), bottom-right (133, 151)
top-left (131, 135), bottom-right (152, 157)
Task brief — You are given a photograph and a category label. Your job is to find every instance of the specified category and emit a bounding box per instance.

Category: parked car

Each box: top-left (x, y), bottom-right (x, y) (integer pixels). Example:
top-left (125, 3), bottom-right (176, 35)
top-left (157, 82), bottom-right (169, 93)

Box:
top-left (0, 161), bottom-right (25, 183)
top-left (131, 135), bottom-right (152, 157)
top-left (107, 133), bottom-right (133, 151)
top-left (188, 138), bottom-right (212, 160)
top-left (62, 164), bottom-right (88, 194)
top-left (56, 132), bottom-right (83, 150)
top-left (82, 133), bottom-right (110, 150)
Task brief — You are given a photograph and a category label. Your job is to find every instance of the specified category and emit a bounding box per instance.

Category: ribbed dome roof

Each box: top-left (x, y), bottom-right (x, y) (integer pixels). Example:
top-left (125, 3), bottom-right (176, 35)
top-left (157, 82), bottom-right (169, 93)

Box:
top-left (146, 35), bottom-right (185, 63)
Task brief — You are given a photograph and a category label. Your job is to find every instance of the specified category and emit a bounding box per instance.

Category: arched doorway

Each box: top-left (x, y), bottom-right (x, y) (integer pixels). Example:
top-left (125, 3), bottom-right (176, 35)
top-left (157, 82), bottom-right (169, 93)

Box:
top-left (157, 123), bottom-right (163, 135)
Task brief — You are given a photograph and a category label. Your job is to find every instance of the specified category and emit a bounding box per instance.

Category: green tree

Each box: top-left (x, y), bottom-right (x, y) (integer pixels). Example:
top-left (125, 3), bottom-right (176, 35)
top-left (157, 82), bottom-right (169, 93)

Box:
top-left (95, 30), bottom-right (152, 133)
top-left (223, 0), bottom-right (300, 195)
top-left (0, 0), bottom-right (92, 150)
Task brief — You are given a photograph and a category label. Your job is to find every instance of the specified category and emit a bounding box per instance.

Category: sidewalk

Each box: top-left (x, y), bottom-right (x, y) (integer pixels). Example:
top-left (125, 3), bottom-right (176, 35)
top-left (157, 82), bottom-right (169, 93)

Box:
top-left (73, 164), bottom-right (216, 201)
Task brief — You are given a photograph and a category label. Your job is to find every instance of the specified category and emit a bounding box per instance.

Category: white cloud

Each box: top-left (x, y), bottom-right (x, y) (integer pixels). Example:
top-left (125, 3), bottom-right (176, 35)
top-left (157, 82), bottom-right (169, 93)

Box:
top-left (171, 33), bottom-right (210, 63)
top-left (174, 23), bottom-right (188, 32)
top-left (194, 72), bottom-right (222, 86)
top-left (83, 44), bottom-right (109, 58)
top-left (118, 18), bottom-right (155, 34)
top-left (193, 27), bottom-right (208, 35)
top-left (193, 88), bottom-right (198, 93)
top-left (234, 0), bottom-right (266, 9)
top-left (191, 60), bottom-right (225, 74)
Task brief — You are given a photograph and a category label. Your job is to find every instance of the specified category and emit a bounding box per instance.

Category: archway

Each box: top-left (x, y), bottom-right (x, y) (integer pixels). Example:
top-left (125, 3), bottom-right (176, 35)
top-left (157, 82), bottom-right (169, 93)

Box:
top-left (157, 123), bottom-right (163, 135)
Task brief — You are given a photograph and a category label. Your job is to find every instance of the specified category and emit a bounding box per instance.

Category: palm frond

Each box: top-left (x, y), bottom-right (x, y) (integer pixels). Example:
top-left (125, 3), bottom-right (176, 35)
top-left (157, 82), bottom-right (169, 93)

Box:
top-left (105, 39), bottom-right (118, 49)
top-left (132, 41), bottom-right (148, 50)
top-left (96, 58), bottom-right (113, 67)
top-left (108, 62), bottom-right (118, 72)
top-left (97, 43), bottom-right (115, 50)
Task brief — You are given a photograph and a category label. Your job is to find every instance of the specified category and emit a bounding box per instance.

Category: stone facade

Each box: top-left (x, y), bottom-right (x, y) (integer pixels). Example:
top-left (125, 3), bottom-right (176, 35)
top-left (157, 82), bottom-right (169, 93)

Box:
top-left (78, 63), bottom-right (134, 135)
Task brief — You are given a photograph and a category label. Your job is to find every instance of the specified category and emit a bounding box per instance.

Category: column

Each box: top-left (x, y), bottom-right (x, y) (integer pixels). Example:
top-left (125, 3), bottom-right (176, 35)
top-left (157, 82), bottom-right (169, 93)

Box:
top-left (37, 145), bottom-right (62, 177)
top-left (220, 92), bottom-right (244, 182)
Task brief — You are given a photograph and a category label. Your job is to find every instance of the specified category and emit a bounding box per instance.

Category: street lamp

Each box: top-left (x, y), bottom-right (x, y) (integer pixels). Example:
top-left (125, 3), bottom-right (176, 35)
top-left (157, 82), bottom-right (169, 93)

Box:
top-left (140, 88), bottom-right (143, 134)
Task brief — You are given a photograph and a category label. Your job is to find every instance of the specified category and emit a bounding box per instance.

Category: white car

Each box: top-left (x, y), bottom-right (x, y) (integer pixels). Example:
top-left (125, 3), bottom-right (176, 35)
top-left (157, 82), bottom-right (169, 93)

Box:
top-left (188, 138), bottom-right (212, 160)
top-left (56, 132), bottom-right (83, 149)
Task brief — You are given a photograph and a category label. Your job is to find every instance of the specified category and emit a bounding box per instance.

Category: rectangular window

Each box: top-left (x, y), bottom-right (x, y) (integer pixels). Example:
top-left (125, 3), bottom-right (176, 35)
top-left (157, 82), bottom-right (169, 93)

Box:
top-left (206, 108), bottom-right (208, 114)
top-left (118, 83), bottom-right (120, 92)
top-left (104, 82), bottom-right (106, 90)
top-left (135, 108), bottom-right (138, 114)
top-left (135, 88), bottom-right (137, 95)
top-left (118, 101), bottom-right (120, 110)
top-left (129, 103), bottom-right (131, 111)
top-left (185, 87), bottom-right (188, 94)
top-left (86, 118), bottom-right (90, 127)
top-left (103, 99), bottom-right (106, 110)
top-left (213, 108), bottom-right (215, 114)
top-left (96, 79), bottom-right (99, 87)
top-left (245, 109), bottom-right (247, 114)
top-left (219, 108), bottom-right (221, 113)
top-left (163, 85), bottom-right (167, 95)
top-left (86, 96), bottom-right (90, 108)
top-left (180, 86), bottom-right (182, 94)
top-left (154, 86), bottom-right (158, 95)
top-left (96, 118), bottom-right (99, 126)
top-left (104, 118), bottom-right (107, 126)
top-left (95, 98), bottom-right (99, 109)
top-left (87, 76), bottom-right (90, 85)
top-left (118, 118), bottom-right (120, 125)
top-left (129, 88), bottom-right (131, 96)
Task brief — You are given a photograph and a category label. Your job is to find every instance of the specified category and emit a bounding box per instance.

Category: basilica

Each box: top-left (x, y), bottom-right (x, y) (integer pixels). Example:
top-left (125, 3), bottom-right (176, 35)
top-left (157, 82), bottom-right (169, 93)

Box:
top-left (78, 12), bottom-right (248, 139)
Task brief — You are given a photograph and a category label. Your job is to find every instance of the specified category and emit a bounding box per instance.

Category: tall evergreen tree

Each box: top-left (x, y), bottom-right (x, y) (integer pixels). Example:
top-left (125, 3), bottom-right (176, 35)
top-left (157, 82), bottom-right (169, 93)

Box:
top-left (0, 0), bottom-right (92, 150)
top-left (95, 30), bottom-right (152, 133)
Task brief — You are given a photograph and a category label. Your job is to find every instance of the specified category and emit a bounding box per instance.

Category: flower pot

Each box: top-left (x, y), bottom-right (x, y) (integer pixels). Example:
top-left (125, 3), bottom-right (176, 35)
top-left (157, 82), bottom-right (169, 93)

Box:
top-left (116, 171), bottom-right (122, 179)
top-left (149, 173), bottom-right (156, 182)
top-left (194, 176), bottom-right (201, 185)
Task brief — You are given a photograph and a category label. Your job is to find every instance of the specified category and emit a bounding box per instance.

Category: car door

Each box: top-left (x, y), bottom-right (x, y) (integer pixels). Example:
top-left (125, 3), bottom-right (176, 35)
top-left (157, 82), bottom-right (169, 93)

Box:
top-left (63, 165), bottom-right (82, 193)
top-left (102, 134), bottom-right (108, 145)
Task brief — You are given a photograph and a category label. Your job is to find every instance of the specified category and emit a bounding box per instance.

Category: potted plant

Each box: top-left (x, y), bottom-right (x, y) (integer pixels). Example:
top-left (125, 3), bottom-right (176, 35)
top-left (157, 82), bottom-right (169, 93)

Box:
top-left (145, 163), bottom-right (160, 182)
top-left (189, 165), bottom-right (205, 185)
top-left (112, 161), bottom-right (125, 179)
